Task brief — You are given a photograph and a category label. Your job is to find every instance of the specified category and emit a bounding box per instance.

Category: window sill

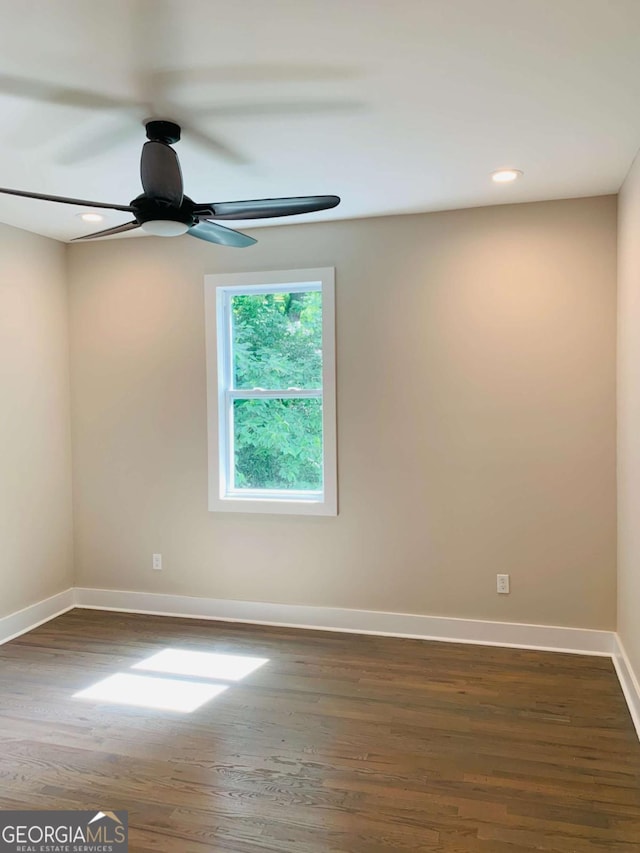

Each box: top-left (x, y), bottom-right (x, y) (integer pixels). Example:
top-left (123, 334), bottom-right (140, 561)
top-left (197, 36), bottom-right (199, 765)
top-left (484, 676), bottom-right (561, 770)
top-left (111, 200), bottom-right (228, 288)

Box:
top-left (209, 495), bottom-right (337, 517)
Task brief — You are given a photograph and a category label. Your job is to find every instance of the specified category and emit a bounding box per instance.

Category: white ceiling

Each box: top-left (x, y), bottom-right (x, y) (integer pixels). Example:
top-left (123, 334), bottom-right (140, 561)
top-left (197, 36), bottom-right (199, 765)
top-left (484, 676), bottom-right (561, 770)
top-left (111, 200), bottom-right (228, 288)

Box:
top-left (0, 0), bottom-right (639, 242)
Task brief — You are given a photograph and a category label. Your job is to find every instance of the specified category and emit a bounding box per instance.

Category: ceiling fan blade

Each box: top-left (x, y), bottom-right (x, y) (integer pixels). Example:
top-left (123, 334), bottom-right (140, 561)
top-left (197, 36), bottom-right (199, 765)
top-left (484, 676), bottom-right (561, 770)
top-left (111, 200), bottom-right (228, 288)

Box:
top-left (71, 221), bottom-right (140, 241)
top-left (0, 72), bottom-right (135, 110)
top-left (0, 187), bottom-right (132, 211)
top-left (140, 140), bottom-right (183, 204)
top-left (198, 195), bottom-right (340, 220)
top-left (56, 119), bottom-right (141, 165)
top-left (196, 100), bottom-right (364, 119)
top-left (178, 120), bottom-right (249, 166)
top-left (188, 220), bottom-right (256, 248)
top-left (150, 63), bottom-right (358, 87)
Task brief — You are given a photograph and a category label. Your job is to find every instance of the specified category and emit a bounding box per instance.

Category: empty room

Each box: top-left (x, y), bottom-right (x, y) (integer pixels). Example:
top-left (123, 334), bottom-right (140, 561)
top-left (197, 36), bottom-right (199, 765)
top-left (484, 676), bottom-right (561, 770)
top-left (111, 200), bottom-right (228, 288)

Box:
top-left (1, 1), bottom-right (640, 851)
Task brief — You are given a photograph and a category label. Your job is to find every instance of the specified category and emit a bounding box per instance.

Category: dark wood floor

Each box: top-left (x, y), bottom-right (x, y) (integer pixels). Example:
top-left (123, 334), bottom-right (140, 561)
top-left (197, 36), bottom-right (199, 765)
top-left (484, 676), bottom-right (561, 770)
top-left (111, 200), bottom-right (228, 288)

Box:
top-left (0, 610), bottom-right (639, 852)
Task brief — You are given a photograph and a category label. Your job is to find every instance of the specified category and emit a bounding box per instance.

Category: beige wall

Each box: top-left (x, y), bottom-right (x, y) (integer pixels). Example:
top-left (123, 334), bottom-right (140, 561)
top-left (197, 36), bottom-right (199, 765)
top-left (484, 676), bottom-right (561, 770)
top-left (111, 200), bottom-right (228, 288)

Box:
top-left (0, 222), bottom-right (73, 617)
top-left (618, 153), bottom-right (640, 673)
top-left (67, 196), bottom-right (617, 628)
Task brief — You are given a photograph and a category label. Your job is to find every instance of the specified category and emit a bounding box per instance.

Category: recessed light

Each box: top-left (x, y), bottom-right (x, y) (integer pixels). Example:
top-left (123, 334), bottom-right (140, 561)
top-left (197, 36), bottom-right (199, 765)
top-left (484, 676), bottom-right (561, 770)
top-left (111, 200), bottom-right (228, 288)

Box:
top-left (492, 169), bottom-right (523, 183)
top-left (77, 212), bottom-right (105, 223)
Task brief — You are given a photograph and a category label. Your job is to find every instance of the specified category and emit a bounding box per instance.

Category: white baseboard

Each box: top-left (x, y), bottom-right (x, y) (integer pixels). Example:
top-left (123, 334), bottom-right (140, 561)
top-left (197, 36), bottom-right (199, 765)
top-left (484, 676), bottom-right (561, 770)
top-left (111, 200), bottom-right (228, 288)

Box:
top-left (1, 587), bottom-right (635, 741)
top-left (73, 587), bottom-right (615, 656)
top-left (0, 588), bottom-right (75, 646)
top-left (612, 636), bottom-right (640, 740)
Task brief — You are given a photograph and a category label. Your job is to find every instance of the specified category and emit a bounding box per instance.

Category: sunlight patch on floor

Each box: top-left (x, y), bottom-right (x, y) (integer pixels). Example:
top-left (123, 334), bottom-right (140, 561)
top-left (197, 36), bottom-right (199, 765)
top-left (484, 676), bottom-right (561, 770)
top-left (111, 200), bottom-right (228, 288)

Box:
top-left (73, 648), bottom-right (269, 713)
top-left (132, 648), bottom-right (269, 681)
top-left (74, 672), bottom-right (228, 712)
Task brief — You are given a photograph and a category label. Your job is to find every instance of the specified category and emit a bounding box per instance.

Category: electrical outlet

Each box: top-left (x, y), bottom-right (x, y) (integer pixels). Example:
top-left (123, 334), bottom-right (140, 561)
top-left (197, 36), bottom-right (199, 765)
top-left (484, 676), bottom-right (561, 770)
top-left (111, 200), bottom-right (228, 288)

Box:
top-left (497, 573), bottom-right (510, 594)
top-left (152, 553), bottom-right (162, 571)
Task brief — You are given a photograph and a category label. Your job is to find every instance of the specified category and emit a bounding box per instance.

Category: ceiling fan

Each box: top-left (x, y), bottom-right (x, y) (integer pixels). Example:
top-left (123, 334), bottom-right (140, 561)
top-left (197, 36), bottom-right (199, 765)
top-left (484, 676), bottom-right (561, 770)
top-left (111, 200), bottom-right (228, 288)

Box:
top-left (0, 120), bottom-right (340, 247)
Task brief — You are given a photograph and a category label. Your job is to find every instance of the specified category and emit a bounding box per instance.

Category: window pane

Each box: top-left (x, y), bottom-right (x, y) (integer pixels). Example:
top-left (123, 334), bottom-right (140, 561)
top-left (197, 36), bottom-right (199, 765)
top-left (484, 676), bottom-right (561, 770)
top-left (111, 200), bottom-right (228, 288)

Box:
top-left (232, 290), bottom-right (322, 390)
top-left (233, 398), bottom-right (323, 491)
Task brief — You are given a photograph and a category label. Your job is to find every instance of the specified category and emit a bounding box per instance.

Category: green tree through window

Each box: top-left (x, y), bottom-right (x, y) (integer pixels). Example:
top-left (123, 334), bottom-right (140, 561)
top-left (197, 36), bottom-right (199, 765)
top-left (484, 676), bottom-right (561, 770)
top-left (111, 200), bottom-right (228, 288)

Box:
top-left (231, 290), bottom-right (323, 491)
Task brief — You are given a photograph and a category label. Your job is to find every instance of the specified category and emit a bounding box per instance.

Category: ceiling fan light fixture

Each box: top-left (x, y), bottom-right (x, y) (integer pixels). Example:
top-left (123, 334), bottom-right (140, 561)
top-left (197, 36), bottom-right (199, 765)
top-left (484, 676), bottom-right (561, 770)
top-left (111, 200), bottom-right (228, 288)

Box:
top-left (491, 168), bottom-right (523, 183)
top-left (140, 219), bottom-right (189, 236)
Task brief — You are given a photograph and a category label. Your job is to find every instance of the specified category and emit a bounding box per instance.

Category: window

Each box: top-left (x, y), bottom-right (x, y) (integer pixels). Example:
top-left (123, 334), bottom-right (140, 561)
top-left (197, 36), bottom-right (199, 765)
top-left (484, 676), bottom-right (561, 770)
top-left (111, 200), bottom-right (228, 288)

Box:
top-left (205, 268), bottom-right (337, 515)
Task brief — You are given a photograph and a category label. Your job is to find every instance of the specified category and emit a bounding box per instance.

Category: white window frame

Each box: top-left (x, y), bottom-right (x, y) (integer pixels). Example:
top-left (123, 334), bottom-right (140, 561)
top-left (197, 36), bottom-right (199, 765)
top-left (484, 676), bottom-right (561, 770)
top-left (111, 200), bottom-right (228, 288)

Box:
top-left (204, 267), bottom-right (337, 516)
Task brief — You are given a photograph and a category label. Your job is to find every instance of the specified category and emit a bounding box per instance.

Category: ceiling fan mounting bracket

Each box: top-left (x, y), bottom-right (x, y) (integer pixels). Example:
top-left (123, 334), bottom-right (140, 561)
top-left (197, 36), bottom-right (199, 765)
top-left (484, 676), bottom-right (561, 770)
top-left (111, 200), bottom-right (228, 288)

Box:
top-left (145, 120), bottom-right (181, 145)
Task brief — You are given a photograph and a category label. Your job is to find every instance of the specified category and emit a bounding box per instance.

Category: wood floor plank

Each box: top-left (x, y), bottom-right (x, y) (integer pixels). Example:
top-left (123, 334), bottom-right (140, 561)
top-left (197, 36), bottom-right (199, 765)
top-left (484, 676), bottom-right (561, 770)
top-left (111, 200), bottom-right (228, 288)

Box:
top-left (0, 609), bottom-right (639, 852)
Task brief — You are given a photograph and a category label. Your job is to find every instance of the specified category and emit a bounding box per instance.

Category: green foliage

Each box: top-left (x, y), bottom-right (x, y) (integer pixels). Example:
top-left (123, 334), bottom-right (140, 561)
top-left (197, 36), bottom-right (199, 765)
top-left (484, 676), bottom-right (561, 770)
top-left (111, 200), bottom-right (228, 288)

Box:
top-left (233, 290), bottom-right (322, 389)
top-left (234, 398), bottom-right (323, 490)
top-left (231, 291), bottom-right (324, 491)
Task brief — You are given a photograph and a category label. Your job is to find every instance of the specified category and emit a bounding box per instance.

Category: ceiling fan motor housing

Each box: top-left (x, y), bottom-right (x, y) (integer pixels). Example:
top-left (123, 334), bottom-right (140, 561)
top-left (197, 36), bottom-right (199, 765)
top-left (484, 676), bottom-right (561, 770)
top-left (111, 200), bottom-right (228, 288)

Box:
top-left (130, 193), bottom-right (198, 227)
